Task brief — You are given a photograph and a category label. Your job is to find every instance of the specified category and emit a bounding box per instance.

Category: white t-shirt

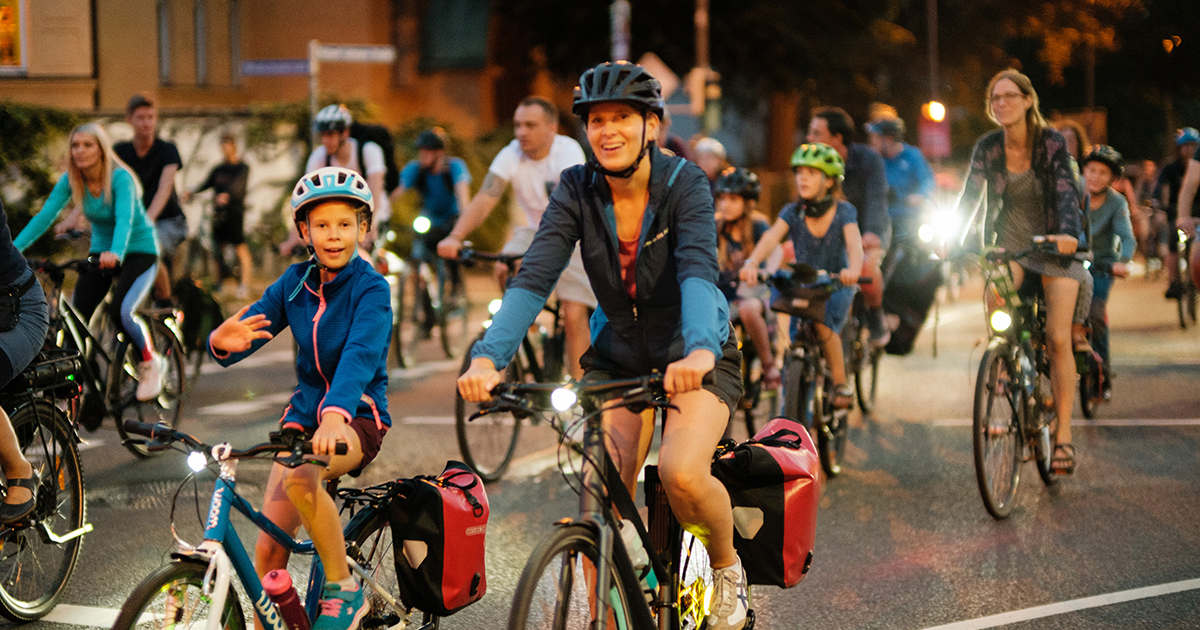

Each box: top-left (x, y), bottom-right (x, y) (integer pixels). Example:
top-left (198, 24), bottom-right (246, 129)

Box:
top-left (304, 138), bottom-right (391, 225)
top-left (488, 135), bottom-right (585, 229)
top-left (305, 138), bottom-right (386, 176)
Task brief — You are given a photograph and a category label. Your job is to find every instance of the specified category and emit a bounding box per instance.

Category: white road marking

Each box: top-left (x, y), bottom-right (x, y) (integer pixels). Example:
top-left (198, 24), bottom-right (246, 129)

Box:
top-left (921, 577), bottom-right (1200, 629)
top-left (402, 415), bottom-right (458, 425)
top-left (198, 392), bottom-right (293, 415)
top-left (932, 417), bottom-right (1200, 427)
top-left (41, 603), bottom-right (122, 626)
top-left (199, 349), bottom-right (293, 374)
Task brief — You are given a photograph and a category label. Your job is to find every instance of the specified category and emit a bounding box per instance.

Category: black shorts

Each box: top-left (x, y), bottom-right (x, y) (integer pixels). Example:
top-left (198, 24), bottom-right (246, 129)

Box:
top-left (213, 212), bottom-right (245, 246)
top-left (580, 333), bottom-right (744, 419)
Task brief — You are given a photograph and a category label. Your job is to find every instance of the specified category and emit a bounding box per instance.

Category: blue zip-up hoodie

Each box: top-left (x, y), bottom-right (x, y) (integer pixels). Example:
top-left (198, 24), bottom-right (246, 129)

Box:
top-left (473, 146), bottom-right (729, 373)
top-left (208, 254), bottom-right (392, 430)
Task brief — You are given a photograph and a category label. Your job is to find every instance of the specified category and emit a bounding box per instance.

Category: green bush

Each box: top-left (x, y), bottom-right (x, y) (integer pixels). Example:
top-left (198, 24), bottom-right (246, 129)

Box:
top-left (0, 102), bottom-right (79, 256)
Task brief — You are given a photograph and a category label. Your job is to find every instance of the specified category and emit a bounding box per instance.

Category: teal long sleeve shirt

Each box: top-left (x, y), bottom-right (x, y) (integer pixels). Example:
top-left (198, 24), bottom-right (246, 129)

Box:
top-left (14, 169), bottom-right (158, 259)
top-left (1089, 188), bottom-right (1136, 267)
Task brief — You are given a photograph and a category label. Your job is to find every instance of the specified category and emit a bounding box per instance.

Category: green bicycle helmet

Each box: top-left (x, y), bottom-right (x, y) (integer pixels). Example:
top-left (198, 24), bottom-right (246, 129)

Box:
top-left (790, 143), bottom-right (845, 182)
top-left (714, 167), bottom-right (762, 201)
top-left (572, 61), bottom-right (665, 119)
top-left (1081, 145), bottom-right (1123, 178)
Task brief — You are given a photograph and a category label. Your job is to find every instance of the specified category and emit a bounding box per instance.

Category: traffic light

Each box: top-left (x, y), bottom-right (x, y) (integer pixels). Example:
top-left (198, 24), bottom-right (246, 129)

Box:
top-left (918, 101), bottom-right (950, 159)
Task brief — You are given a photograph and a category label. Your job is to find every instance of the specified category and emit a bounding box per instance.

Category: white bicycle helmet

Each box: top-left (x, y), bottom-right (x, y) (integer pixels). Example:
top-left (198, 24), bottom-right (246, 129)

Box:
top-left (290, 166), bottom-right (374, 228)
top-left (314, 104), bottom-right (353, 133)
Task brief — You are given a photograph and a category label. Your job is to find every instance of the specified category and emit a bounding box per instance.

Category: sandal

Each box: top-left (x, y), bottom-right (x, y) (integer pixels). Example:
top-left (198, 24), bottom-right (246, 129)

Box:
top-left (832, 384), bottom-right (854, 409)
top-left (0, 470), bottom-right (39, 524)
top-left (1051, 443), bottom-right (1076, 475)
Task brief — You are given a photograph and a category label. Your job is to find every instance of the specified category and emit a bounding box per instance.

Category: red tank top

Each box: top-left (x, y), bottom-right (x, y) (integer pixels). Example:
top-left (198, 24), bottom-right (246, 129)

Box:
top-left (618, 236), bottom-right (638, 299)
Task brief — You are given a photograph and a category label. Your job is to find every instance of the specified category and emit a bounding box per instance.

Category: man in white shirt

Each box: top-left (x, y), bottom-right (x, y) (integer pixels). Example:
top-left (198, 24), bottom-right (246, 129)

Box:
top-left (438, 96), bottom-right (595, 379)
top-left (282, 104), bottom-right (392, 253)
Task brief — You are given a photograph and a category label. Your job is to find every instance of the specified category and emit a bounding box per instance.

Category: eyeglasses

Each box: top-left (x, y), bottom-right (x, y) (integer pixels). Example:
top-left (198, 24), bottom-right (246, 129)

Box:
top-left (990, 92), bottom-right (1028, 106)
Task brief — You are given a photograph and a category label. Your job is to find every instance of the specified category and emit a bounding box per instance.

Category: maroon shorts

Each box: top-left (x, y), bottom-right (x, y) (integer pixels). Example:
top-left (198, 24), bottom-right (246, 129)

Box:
top-left (347, 416), bottom-right (387, 478)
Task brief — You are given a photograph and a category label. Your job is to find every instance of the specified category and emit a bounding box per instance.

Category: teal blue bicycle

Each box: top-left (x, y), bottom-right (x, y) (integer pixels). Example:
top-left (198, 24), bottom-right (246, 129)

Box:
top-left (111, 420), bottom-right (441, 630)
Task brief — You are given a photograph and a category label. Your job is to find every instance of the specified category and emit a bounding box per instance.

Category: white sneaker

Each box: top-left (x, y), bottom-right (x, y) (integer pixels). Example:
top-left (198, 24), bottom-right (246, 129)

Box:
top-left (136, 354), bottom-right (165, 401)
top-left (706, 558), bottom-right (749, 630)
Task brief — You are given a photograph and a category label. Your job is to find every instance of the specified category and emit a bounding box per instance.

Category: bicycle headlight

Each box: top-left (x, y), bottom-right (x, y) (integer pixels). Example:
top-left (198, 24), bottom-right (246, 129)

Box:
top-left (990, 310), bottom-right (1012, 332)
top-left (918, 224), bottom-right (936, 243)
top-left (551, 387), bottom-right (577, 412)
top-left (1179, 229), bottom-right (1188, 245)
top-left (187, 451), bottom-right (207, 472)
top-left (488, 299), bottom-right (503, 315)
top-left (413, 216), bottom-right (431, 234)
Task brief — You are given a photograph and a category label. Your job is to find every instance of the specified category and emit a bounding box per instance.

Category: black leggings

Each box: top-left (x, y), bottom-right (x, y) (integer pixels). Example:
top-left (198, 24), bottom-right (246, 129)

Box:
top-left (72, 253), bottom-right (158, 357)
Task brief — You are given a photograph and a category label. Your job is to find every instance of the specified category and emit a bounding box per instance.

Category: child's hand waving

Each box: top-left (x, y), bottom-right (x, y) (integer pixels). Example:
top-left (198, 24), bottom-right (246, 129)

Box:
top-left (210, 305), bottom-right (273, 354)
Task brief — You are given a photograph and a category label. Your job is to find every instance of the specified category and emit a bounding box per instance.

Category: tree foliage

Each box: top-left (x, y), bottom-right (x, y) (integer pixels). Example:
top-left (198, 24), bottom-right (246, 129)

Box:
top-left (0, 102), bottom-right (79, 220)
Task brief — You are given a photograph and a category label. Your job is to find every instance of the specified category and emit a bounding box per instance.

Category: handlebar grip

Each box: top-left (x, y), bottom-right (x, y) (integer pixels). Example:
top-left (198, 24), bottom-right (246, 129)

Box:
top-left (123, 419), bottom-right (174, 440)
top-left (300, 443), bottom-right (349, 456)
top-left (857, 277), bottom-right (873, 285)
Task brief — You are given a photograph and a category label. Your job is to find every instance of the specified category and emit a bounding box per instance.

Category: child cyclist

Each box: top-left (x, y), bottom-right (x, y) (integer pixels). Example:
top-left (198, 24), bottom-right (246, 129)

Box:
top-left (458, 61), bottom-right (750, 630)
top-left (1080, 146), bottom-right (1136, 402)
top-left (740, 143), bottom-right (865, 409)
top-left (715, 167), bottom-right (782, 390)
top-left (208, 166), bottom-right (392, 630)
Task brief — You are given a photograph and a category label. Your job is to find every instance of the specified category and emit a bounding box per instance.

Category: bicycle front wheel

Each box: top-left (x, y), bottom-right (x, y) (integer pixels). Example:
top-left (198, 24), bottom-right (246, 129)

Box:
top-left (508, 524), bottom-right (637, 630)
top-left (972, 346), bottom-right (1023, 520)
top-left (813, 369), bottom-right (847, 478)
top-left (111, 319), bottom-right (186, 458)
top-left (0, 401), bottom-right (85, 621)
top-left (439, 271), bottom-right (471, 359)
top-left (782, 357), bottom-right (808, 430)
top-left (455, 335), bottom-right (523, 482)
top-left (1079, 352), bottom-right (1100, 420)
top-left (111, 560), bottom-right (245, 630)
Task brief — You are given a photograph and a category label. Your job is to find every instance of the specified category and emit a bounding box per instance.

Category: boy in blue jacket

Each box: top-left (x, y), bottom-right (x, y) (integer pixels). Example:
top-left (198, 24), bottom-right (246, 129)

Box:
top-left (209, 166), bottom-right (392, 630)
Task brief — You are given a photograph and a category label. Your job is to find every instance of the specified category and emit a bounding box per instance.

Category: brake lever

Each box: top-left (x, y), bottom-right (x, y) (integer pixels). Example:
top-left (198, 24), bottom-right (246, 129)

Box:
top-left (469, 392), bottom-right (532, 422)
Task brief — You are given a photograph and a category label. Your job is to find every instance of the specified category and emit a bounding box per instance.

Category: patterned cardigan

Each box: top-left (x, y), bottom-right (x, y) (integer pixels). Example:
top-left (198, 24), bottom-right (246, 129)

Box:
top-left (955, 127), bottom-right (1086, 251)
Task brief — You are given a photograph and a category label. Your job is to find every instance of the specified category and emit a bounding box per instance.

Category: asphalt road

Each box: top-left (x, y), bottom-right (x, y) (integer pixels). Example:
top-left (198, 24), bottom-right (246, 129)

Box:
top-left (6, 268), bottom-right (1199, 629)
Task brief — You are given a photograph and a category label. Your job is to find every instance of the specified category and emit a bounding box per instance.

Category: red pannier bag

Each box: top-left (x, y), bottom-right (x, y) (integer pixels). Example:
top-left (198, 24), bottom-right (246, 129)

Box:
top-left (711, 417), bottom-right (820, 588)
top-left (388, 461), bottom-right (488, 616)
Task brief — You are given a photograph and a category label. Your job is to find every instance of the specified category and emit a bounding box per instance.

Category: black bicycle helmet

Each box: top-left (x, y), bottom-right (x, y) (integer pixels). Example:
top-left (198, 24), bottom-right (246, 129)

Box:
top-left (714, 167), bottom-right (762, 201)
top-left (415, 127), bottom-right (447, 150)
top-left (572, 61), bottom-right (665, 119)
top-left (1081, 145), bottom-right (1123, 178)
top-left (865, 117), bottom-right (905, 140)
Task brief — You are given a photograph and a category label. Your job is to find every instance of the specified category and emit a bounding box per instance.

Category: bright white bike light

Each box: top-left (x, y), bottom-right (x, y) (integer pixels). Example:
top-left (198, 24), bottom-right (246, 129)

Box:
top-left (551, 387), bottom-right (577, 411)
top-left (413, 216), bottom-right (431, 234)
top-left (990, 310), bottom-right (1012, 332)
top-left (918, 224), bottom-right (935, 243)
top-left (488, 299), bottom-right (503, 315)
top-left (187, 451), bottom-right (207, 472)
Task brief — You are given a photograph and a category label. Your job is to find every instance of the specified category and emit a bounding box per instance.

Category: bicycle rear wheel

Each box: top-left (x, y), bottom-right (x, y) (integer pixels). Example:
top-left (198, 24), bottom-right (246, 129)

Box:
top-left (388, 270), bottom-right (414, 369)
top-left (111, 560), bottom-right (245, 630)
top-left (781, 357), bottom-right (808, 430)
top-left (455, 335), bottom-right (523, 482)
top-left (344, 506), bottom-right (436, 628)
top-left (0, 401), bottom-right (85, 621)
top-left (1079, 351), bottom-right (1100, 420)
top-left (439, 271), bottom-right (471, 359)
top-left (844, 317), bottom-right (875, 415)
top-left (111, 319), bottom-right (186, 458)
top-left (407, 268), bottom-right (433, 365)
top-left (972, 346), bottom-right (1023, 520)
top-left (508, 524), bottom-right (638, 630)
top-left (677, 531), bottom-right (717, 630)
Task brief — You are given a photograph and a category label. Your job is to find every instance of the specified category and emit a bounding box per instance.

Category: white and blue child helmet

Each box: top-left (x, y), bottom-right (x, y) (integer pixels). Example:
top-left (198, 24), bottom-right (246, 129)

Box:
top-left (290, 166), bottom-right (374, 230)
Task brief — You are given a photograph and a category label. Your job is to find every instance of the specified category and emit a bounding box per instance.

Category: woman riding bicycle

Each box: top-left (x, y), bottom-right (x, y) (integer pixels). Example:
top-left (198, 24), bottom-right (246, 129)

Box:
top-left (715, 167), bottom-right (782, 390)
top-left (13, 123), bottom-right (165, 402)
top-left (208, 166), bottom-right (392, 630)
top-left (457, 61), bottom-right (749, 630)
top-left (740, 143), bottom-right (866, 410)
top-left (0, 198), bottom-right (50, 524)
top-left (954, 68), bottom-right (1089, 475)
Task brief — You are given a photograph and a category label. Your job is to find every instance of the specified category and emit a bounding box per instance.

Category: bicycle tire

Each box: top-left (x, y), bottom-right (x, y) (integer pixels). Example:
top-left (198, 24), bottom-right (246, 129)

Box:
top-left (110, 559), bottom-right (245, 630)
top-left (782, 357), bottom-right (807, 430)
top-left (1079, 352), bottom-right (1100, 420)
top-left (407, 268), bottom-right (433, 365)
top-left (111, 319), bottom-right (187, 459)
top-left (814, 370), bottom-right (846, 478)
top-left (972, 346), bottom-right (1022, 520)
top-left (1034, 407), bottom-right (1057, 487)
top-left (844, 318), bottom-right (874, 415)
top-left (344, 506), bottom-right (432, 629)
top-left (862, 346), bottom-right (881, 416)
top-left (455, 335), bottom-right (523, 482)
top-left (508, 523), bottom-right (639, 630)
top-left (389, 270), bottom-right (414, 369)
top-left (0, 401), bottom-right (85, 621)
top-left (439, 274), bottom-right (471, 360)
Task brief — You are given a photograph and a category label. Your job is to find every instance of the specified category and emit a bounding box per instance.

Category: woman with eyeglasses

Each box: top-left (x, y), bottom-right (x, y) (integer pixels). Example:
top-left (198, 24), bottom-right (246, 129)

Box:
top-left (955, 68), bottom-right (1091, 475)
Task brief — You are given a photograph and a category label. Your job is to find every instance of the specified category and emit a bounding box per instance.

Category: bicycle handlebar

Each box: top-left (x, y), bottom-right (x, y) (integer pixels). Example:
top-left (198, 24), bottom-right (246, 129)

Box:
top-left (30, 257), bottom-right (120, 281)
top-left (458, 245), bottom-right (524, 269)
top-left (470, 373), bottom-right (669, 423)
top-left (121, 419), bottom-right (348, 462)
